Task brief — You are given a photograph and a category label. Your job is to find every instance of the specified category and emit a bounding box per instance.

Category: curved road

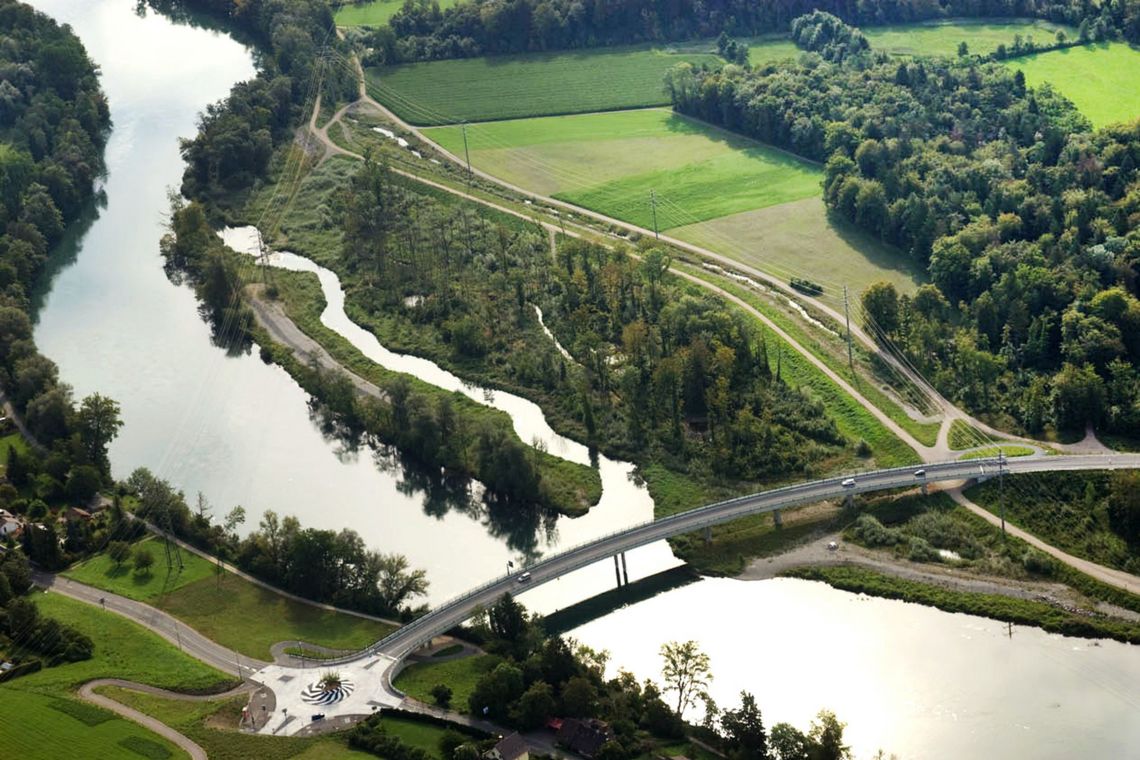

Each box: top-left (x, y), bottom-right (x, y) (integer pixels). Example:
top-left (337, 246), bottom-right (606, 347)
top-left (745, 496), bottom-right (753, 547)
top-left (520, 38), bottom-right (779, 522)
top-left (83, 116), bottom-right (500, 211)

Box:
top-left (330, 453), bottom-right (1140, 665)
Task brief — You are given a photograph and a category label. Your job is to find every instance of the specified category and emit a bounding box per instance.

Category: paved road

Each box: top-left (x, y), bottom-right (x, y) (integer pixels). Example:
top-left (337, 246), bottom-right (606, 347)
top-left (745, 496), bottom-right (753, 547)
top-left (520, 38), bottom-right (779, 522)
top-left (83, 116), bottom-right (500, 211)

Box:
top-left (326, 453), bottom-right (1140, 665)
top-left (31, 570), bottom-right (268, 677)
top-left (78, 680), bottom-right (211, 760)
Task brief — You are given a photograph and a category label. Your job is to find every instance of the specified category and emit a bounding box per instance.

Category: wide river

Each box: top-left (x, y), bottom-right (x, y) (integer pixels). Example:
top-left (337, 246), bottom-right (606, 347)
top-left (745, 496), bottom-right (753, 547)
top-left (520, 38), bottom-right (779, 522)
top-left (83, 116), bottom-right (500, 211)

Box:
top-left (27, 2), bottom-right (1140, 758)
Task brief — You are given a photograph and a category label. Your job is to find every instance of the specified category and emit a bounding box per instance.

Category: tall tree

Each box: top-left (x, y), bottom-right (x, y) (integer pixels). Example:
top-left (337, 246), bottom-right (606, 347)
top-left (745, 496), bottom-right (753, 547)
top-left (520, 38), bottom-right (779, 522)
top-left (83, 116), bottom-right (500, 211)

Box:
top-left (660, 639), bottom-right (712, 716)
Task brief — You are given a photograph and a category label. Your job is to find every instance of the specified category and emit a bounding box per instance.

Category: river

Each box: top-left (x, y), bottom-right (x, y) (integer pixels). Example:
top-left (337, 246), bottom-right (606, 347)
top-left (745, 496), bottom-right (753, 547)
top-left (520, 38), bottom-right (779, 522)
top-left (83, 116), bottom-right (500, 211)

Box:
top-left (25, 2), bottom-right (1140, 758)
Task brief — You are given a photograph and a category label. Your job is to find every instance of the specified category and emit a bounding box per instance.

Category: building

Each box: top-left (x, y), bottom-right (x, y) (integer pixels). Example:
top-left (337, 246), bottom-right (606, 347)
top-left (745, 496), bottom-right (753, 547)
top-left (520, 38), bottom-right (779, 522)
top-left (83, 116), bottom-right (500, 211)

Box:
top-left (555, 718), bottom-right (613, 758)
top-left (485, 733), bottom-right (529, 760)
top-left (0, 516), bottom-right (22, 538)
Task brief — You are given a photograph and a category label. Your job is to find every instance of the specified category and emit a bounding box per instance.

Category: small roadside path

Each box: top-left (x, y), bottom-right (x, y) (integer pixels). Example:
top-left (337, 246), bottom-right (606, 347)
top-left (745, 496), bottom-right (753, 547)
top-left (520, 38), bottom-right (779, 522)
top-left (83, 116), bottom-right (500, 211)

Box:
top-left (79, 679), bottom-right (214, 760)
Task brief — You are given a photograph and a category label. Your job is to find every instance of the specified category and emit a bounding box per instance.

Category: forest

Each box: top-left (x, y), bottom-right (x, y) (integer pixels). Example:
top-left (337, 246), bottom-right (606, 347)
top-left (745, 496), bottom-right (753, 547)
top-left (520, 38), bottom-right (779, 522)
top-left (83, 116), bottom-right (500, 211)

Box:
top-left (333, 158), bottom-right (848, 484)
top-left (143, 0), bottom-right (358, 203)
top-left (376, 0), bottom-right (1111, 62)
top-left (668, 11), bottom-right (1140, 438)
top-left (0, 0), bottom-right (122, 540)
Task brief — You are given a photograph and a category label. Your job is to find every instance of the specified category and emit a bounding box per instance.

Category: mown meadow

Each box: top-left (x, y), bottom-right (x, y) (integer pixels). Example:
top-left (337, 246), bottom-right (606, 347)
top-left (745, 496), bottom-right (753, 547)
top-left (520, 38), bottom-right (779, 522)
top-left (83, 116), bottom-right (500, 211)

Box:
top-left (426, 109), bottom-right (821, 230)
top-left (861, 17), bottom-right (1076, 57)
top-left (365, 39), bottom-right (797, 124)
top-left (335, 0), bottom-right (460, 27)
top-left (1003, 42), bottom-right (1140, 128)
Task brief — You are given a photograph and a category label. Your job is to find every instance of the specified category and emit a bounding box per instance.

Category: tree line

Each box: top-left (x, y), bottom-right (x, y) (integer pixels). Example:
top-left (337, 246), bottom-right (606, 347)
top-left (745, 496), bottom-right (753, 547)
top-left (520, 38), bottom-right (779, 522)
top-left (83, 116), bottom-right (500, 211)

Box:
top-left (143, 0), bottom-right (357, 205)
top-left (367, 0), bottom-right (1096, 63)
top-left (0, 0), bottom-right (122, 537)
top-left (126, 467), bottom-right (430, 618)
top-left (668, 11), bottom-right (1140, 437)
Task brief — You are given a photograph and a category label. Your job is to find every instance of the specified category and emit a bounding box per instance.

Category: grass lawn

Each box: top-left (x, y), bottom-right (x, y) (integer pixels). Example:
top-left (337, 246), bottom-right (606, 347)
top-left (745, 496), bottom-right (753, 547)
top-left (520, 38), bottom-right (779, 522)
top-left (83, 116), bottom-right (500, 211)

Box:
top-left (64, 537), bottom-right (395, 660)
top-left (151, 573), bottom-right (393, 661)
top-left (863, 17), bottom-right (1076, 58)
top-left (958, 444), bottom-right (1035, 460)
top-left (64, 537), bottom-right (216, 602)
top-left (427, 109), bottom-right (821, 230)
top-left (98, 686), bottom-right (372, 760)
top-left (0, 430), bottom-right (28, 476)
top-left (393, 653), bottom-right (495, 708)
top-left (335, 0), bottom-right (459, 27)
top-left (670, 196), bottom-right (923, 298)
top-left (0, 592), bottom-right (234, 760)
top-left (367, 39), bottom-right (798, 125)
top-left (1004, 42), bottom-right (1140, 128)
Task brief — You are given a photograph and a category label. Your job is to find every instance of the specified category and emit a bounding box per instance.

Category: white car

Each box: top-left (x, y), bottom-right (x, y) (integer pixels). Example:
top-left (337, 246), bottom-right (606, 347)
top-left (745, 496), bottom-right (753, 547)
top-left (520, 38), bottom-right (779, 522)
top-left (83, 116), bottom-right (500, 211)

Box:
top-left (914, 469), bottom-right (927, 478)
top-left (827, 541), bottom-right (839, 551)
top-left (841, 478), bottom-right (856, 488)
top-left (517, 571), bottom-right (532, 584)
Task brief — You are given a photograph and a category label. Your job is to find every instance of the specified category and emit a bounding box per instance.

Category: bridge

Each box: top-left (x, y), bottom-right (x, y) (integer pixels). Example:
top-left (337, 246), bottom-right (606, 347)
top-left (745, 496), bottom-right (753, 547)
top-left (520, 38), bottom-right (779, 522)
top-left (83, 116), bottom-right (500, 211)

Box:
top-left (252, 453), bottom-right (1140, 733)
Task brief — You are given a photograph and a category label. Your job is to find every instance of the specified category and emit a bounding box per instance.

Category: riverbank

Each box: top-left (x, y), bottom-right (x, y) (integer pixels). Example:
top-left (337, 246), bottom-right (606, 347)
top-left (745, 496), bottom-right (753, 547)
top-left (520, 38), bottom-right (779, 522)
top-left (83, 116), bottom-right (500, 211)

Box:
top-left (739, 533), bottom-right (1140, 643)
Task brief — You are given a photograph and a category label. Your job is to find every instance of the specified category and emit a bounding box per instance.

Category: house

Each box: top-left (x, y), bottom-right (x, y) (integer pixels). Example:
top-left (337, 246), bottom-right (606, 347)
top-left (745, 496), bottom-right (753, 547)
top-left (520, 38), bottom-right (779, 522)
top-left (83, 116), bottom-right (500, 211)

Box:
top-left (0, 516), bottom-right (21, 538)
top-left (556, 718), bottom-right (613, 758)
top-left (485, 733), bottom-right (529, 760)
top-left (65, 507), bottom-right (92, 522)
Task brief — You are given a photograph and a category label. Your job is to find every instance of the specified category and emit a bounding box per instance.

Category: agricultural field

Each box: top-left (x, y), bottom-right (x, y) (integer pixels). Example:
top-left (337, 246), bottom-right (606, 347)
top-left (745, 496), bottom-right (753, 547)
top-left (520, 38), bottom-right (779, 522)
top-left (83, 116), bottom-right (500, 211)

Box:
top-left (863, 17), bottom-right (1076, 58)
top-left (366, 39), bottom-right (797, 124)
top-left (0, 592), bottom-right (232, 760)
top-left (670, 197), bottom-right (923, 297)
top-left (1003, 42), bottom-right (1140, 128)
top-left (334, 0), bottom-right (459, 27)
top-left (426, 109), bottom-right (821, 230)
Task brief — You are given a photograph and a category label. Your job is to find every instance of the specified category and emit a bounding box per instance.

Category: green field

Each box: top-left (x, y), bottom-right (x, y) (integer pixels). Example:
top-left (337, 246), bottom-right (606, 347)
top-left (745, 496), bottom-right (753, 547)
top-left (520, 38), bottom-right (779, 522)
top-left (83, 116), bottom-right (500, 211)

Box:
top-left (64, 540), bottom-right (395, 660)
top-left (65, 537), bottom-right (216, 602)
top-left (427, 109), bottom-right (821, 230)
top-left (863, 18), bottom-right (1076, 58)
top-left (1004, 42), bottom-right (1140, 128)
top-left (0, 592), bottom-right (233, 760)
top-left (671, 197), bottom-right (922, 297)
top-left (367, 39), bottom-right (797, 125)
top-left (334, 0), bottom-right (459, 27)
top-left (392, 654), bottom-right (495, 708)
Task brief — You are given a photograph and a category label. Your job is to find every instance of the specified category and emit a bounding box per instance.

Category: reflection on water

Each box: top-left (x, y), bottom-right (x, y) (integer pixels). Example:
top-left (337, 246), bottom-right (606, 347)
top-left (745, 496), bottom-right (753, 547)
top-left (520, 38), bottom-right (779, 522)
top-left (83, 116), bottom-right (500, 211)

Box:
top-left (572, 577), bottom-right (1140, 760)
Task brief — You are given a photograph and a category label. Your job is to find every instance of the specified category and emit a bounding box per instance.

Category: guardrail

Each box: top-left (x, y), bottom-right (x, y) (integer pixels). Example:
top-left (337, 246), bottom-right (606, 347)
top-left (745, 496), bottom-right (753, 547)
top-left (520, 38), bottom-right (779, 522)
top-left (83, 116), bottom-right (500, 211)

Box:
top-left (315, 457), bottom-right (1005, 666)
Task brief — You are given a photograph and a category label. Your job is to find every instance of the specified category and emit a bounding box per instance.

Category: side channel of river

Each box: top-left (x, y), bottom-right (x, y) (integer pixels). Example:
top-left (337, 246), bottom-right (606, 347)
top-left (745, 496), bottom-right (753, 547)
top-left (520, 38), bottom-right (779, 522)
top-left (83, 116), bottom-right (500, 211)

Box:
top-left (26, 3), bottom-right (1140, 759)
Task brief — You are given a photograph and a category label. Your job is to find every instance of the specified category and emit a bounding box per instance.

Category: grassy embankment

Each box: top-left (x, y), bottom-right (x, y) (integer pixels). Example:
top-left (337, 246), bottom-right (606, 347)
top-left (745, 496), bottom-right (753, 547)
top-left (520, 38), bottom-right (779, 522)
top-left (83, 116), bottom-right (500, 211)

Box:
top-left (93, 685), bottom-right (419, 760)
top-left (366, 39), bottom-right (797, 125)
top-left (1004, 42), bottom-right (1140, 128)
top-left (0, 592), bottom-right (233, 760)
top-left (967, 471), bottom-right (1140, 574)
top-left (335, 0), bottom-right (460, 27)
top-left (393, 654), bottom-right (496, 709)
top-left (861, 17), bottom-right (1077, 57)
top-left (825, 490), bottom-right (1140, 640)
top-left (64, 537), bottom-right (394, 660)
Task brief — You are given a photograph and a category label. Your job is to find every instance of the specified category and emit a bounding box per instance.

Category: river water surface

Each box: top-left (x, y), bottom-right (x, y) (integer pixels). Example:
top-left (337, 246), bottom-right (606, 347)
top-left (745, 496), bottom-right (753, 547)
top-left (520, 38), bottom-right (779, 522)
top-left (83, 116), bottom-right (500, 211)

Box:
top-left (26, 2), bottom-right (1140, 758)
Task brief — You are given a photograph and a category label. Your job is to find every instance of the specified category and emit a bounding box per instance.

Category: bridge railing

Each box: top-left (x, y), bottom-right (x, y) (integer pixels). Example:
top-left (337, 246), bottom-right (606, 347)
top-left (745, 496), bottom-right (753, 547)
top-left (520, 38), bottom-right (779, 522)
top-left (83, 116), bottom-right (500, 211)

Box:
top-left (319, 457), bottom-right (1004, 664)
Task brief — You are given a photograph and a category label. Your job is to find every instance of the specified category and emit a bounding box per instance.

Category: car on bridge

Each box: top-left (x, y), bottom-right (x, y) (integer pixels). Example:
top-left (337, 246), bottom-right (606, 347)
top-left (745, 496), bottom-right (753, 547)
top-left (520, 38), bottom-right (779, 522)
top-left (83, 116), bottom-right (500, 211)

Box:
top-left (842, 478), bottom-right (856, 488)
top-left (914, 469), bottom-right (927, 478)
top-left (517, 571), bottom-right (532, 584)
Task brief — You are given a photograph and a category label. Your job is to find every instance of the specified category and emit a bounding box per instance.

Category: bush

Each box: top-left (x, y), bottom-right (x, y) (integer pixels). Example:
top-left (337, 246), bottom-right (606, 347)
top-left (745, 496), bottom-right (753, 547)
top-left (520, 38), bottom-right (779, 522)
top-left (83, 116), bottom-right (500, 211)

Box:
top-left (906, 536), bottom-right (940, 563)
top-left (848, 514), bottom-right (900, 547)
top-left (1022, 549), bottom-right (1055, 577)
top-left (431, 683), bottom-right (453, 708)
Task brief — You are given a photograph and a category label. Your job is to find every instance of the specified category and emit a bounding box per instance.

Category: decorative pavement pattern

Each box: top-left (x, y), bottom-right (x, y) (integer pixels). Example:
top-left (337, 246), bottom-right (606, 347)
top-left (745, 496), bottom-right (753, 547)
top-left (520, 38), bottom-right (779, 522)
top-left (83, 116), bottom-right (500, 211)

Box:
top-left (301, 679), bottom-right (355, 706)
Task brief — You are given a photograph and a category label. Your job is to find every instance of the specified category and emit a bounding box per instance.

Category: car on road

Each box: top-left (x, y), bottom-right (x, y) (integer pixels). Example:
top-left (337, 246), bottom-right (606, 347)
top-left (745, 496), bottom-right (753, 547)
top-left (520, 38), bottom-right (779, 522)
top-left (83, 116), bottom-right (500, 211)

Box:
top-left (827, 541), bottom-right (839, 551)
top-left (914, 469), bottom-right (927, 478)
top-left (841, 478), bottom-right (856, 488)
top-left (517, 571), bottom-right (532, 583)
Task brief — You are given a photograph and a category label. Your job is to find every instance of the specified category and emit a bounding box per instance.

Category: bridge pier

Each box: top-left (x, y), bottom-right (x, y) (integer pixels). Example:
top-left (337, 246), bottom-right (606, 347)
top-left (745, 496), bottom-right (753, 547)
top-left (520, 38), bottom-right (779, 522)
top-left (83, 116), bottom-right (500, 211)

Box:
top-left (620, 552), bottom-right (629, 585)
top-left (703, 526), bottom-right (712, 544)
top-left (614, 555), bottom-right (623, 588)
top-left (921, 483), bottom-right (928, 496)
top-left (845, 493), bottom-right (854, 509)
top-left (773, 509), bottom-right (782, 527)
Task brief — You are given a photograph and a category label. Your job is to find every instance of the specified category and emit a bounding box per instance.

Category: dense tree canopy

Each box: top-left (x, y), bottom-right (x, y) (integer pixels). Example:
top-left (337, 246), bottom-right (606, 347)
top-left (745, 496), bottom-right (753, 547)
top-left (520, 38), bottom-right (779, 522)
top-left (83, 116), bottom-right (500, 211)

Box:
top-left (377, 0), bottom-right (1101, 63)
top-left (669, 21), bottom-right (1140, 436)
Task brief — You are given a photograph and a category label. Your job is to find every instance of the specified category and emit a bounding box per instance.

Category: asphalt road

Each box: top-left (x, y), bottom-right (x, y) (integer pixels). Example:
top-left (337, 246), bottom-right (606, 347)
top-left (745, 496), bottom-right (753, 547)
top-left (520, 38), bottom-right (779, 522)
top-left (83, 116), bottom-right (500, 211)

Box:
top-left (31, 570), bottom-right (268, 677)
top-left (328, 453), bottom-right (1140, 664)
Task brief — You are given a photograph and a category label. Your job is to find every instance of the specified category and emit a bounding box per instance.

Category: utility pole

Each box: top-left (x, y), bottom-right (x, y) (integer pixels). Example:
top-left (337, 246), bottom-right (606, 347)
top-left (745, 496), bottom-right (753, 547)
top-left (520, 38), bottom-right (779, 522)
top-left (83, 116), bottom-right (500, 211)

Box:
top-left (461, 122), bottom-right (472, 187)
top-left (650, 190), bottom-right (659, 239)
top-left (843, 285), bottom-right (855, 378)
top-left (999, 449), bottom-right (1006, 538)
